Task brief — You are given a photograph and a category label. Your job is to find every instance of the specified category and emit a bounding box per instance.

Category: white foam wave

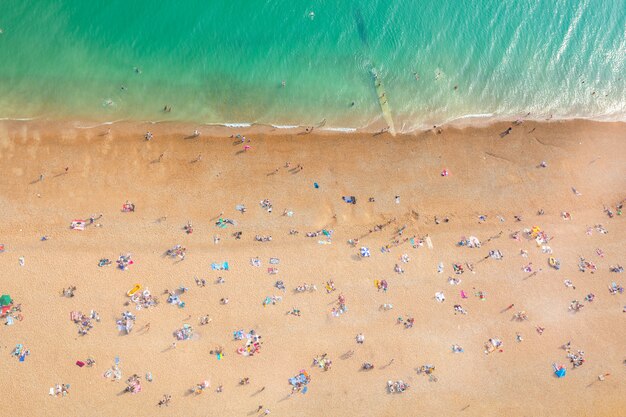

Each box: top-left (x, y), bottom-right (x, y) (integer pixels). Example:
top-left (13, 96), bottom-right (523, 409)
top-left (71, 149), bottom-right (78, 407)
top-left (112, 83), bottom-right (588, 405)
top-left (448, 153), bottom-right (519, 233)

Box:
top-left (222, 123), bottom-right (252, 128)
top-left (0, 116), bottom-right (40, 121)
top-left (321, 127), bottom-right (357, 132)
top-left (75, 119), bottom-right (126, 129)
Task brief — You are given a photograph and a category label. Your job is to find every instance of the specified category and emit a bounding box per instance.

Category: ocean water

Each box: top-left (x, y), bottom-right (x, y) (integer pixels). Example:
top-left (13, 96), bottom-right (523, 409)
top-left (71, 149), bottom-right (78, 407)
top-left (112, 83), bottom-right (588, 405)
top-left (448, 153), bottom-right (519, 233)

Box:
top-left (0, 0), bottom-right (624, 131)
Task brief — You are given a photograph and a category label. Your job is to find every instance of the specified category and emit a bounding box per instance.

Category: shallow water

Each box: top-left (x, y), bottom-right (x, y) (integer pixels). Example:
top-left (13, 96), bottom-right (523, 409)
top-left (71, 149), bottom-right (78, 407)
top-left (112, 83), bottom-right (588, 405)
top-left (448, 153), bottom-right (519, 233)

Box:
top-left (0, 0), bottom-right (624, 130)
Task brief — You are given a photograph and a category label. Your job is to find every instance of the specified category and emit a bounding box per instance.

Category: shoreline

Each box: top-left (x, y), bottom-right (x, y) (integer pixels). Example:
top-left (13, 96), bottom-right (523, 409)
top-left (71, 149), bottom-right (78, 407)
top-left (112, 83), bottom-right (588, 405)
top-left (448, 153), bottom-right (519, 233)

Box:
top-left (1, 115), bottom-right (625, 140)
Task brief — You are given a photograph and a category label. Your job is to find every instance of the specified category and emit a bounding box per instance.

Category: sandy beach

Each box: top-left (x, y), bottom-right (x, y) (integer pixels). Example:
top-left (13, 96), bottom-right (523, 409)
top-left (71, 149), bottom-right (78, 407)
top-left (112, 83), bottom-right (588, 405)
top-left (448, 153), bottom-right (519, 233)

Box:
top-left (0, 119), bottom-right (624, 417)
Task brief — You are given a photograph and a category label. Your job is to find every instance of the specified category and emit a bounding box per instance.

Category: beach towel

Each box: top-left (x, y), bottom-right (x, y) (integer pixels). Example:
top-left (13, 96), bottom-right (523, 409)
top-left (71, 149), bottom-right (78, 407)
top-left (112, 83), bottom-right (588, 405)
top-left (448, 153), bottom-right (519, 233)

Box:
top-left (289, 372), bottom-right (310, 386)
top-left (211, 262), bottom-right (229, 271)
top-left (70, 311), bottom-right (82, 322)
top-left (70, 220), bottom-right (85, 231)
top-left (468, 236), bottom-right (481, 248)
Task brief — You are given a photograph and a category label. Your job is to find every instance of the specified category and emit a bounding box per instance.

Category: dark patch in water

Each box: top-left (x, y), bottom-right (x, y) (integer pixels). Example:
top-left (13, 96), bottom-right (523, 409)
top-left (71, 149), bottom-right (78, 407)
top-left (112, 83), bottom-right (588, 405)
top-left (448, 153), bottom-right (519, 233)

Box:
top-left (354, 9), bottom-right (368, 46)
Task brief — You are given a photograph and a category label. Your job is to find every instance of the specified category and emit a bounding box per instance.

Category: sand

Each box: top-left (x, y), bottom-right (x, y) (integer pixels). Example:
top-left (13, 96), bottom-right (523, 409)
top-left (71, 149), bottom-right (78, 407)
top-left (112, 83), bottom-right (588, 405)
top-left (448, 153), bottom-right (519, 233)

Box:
top-left (0, 119), bottom-right (624, 417)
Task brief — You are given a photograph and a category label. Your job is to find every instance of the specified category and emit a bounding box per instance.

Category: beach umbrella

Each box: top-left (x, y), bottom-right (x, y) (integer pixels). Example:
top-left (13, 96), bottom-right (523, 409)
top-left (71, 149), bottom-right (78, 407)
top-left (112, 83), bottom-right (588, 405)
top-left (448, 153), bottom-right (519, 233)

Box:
top-left (360, 247), bottom-right (370, 257)
top-left (0, 294), bottom-right (12, 306)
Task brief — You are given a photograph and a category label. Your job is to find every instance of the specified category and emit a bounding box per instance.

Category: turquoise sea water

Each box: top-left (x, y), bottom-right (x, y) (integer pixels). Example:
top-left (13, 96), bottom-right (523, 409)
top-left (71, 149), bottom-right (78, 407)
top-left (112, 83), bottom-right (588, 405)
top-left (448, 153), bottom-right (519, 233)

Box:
top-left (0, 1), bottom-right (624, 131)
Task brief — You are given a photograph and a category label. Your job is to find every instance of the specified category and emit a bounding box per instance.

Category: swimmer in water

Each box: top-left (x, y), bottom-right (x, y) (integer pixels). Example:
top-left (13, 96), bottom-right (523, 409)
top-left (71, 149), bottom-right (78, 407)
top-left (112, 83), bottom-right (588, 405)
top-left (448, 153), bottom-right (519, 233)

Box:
top-left (413, 72), bottom-right (420, 80)
top-left (309, 11), bottom-right (315, 20)
top-left (134, 67), bottom-right (142, 74)
top-left (281, 80), bottom-right (286, 87)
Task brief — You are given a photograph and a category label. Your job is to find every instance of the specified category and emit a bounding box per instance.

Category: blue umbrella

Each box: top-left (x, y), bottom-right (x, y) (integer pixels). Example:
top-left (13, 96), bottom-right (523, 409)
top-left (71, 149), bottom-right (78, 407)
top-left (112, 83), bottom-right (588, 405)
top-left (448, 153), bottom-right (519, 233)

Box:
top-left (360, 247), bottom-right (370, 257)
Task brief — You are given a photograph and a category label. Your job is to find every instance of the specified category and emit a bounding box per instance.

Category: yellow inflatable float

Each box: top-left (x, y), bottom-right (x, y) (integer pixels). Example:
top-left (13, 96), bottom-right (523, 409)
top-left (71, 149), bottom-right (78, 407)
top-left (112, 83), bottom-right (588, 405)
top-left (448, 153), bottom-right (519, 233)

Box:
top-left (127, 284), bottom-right (141, 297)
